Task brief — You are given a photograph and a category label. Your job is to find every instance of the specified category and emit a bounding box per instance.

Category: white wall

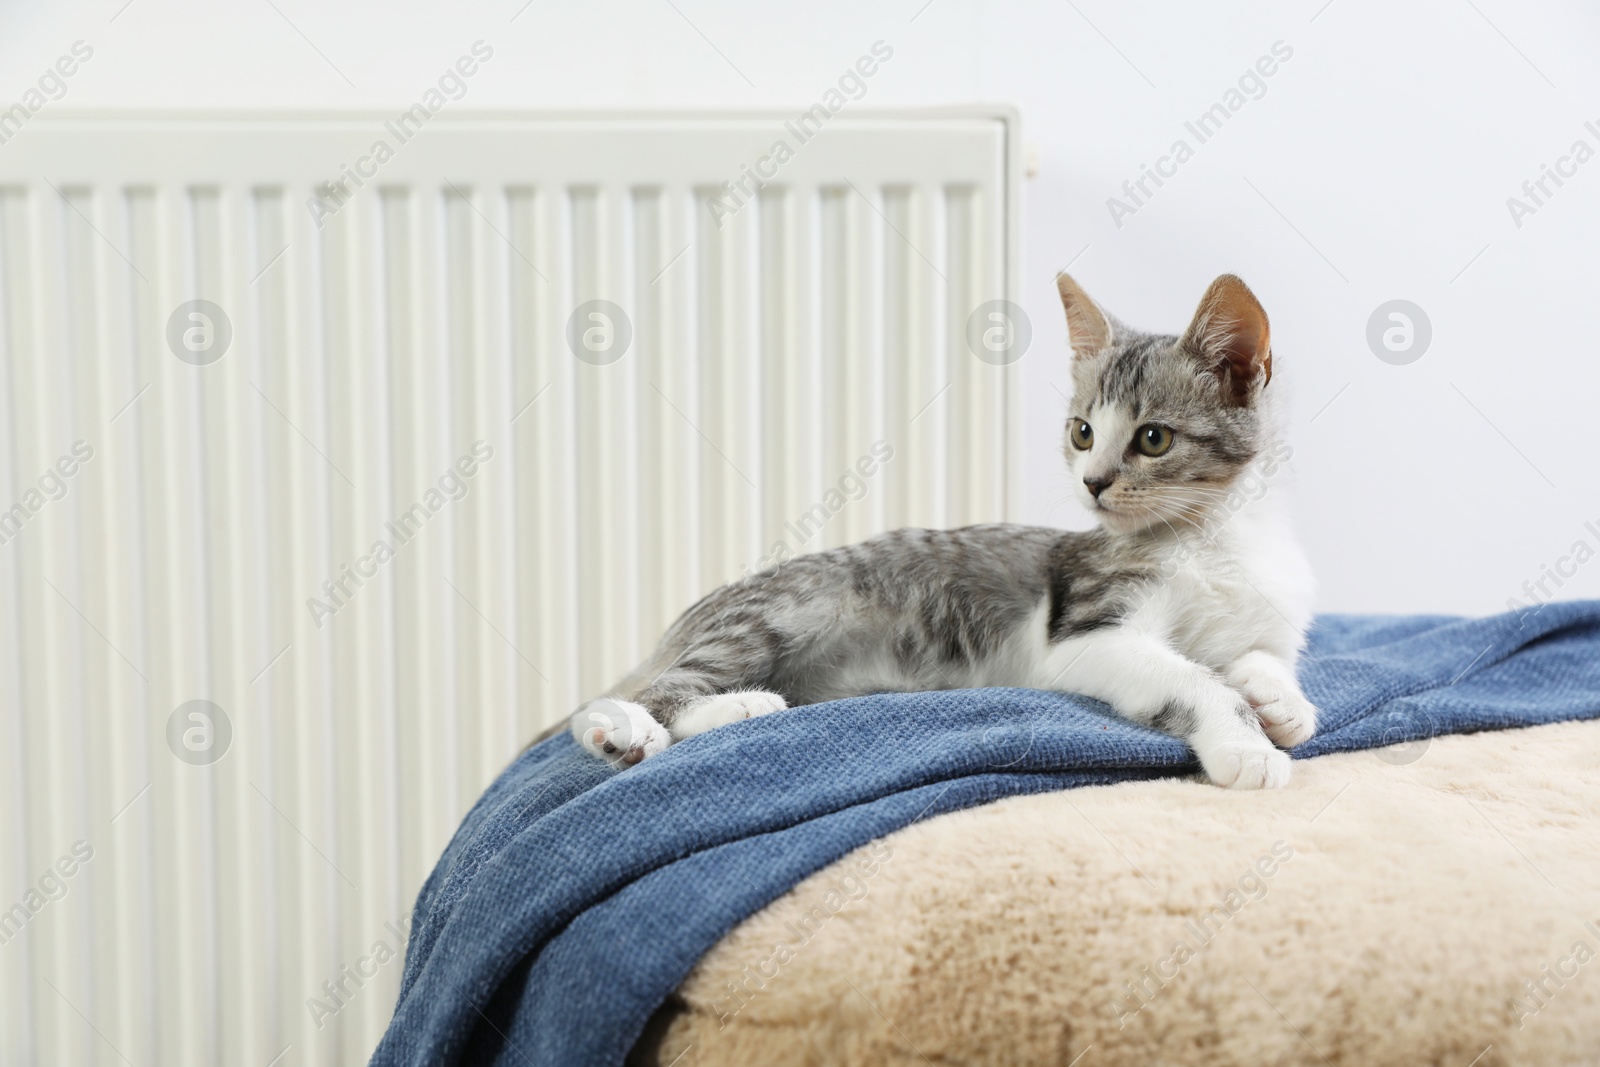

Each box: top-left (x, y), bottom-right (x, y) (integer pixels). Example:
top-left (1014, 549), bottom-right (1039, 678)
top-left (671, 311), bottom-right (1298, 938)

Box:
top-left (5, 0), bottom-right (1598, 615)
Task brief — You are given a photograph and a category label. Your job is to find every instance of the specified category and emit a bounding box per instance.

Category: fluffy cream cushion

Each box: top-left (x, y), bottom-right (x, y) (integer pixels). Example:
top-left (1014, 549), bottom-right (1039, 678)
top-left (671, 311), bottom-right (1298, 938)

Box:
top-left (646, 719), bottom-right (1600, 1066)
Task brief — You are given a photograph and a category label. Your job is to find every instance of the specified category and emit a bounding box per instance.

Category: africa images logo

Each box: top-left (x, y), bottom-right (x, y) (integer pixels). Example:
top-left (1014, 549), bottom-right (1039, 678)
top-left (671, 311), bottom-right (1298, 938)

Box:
top-left (706, 41), bottom-right (894, 227)
top-left (306, 42), bottom-right (495, 228)
top-left (1106, 40), bottom-right (1294, 228)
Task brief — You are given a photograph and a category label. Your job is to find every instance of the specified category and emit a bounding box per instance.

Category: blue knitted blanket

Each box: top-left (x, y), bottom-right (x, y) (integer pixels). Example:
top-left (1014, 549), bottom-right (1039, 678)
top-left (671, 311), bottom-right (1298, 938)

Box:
top-left (370, 603), bottom-right (1600, 1065)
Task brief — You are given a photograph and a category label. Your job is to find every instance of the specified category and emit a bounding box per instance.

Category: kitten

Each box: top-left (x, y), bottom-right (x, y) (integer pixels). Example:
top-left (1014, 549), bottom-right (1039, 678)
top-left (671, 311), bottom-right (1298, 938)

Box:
top-left (570, 273), bottom-right (1316, 789)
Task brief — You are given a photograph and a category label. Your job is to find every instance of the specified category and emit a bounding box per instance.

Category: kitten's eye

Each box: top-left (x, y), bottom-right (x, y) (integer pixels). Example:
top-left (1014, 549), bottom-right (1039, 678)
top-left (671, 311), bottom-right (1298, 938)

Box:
top-left (1135, 424), bottom-right (1174, 457)
top-left (1069, 419), bottom-right (1094, 450)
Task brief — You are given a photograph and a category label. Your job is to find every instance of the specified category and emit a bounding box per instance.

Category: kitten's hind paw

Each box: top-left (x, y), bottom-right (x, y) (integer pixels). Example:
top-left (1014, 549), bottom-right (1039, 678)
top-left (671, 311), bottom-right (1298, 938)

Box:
top-left (572, 698), bottom-right (672, 766)
top-left (670, 690), bottom-right (788, 740)
top-left (1197, 738), bottom-right (1291, 790)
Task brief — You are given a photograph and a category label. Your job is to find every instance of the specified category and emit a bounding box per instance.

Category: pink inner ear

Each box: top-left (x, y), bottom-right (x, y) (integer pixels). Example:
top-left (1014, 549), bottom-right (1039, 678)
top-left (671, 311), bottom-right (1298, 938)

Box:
top-left (1217, 320), bottom-right (1271, 402)
top-left (1192, 276), bottom-right (1271, 403)
top-left (1056, 272), bottom-right (1114, 357)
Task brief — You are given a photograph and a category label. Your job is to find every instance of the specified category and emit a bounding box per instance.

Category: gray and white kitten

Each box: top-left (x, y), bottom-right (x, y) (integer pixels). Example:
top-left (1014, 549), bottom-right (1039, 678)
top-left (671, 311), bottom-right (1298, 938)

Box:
top-left (571, 273), bottom-right (1316, 789)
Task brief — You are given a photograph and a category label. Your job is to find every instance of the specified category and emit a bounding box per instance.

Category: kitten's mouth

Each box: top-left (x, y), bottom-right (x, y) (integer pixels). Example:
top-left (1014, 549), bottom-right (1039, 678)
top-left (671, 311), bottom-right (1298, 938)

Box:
top-left (1092, 498), bottom-right (1139, 529)
top-left (1093, 495), bottom-right (1192, 534)
top-left (1094, 496), bottom-right (1135, 517)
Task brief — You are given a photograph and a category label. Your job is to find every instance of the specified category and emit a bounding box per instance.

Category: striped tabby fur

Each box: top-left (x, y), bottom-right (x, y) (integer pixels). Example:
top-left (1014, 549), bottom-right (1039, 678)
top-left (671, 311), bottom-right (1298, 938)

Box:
top-left (570, 273), bottom-right (1316, 789)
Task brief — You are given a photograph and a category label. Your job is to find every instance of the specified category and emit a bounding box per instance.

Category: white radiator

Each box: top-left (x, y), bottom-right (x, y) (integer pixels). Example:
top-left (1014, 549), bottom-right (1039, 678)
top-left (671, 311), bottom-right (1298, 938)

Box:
top-left (0, 109), bottom-right (1020, 1066)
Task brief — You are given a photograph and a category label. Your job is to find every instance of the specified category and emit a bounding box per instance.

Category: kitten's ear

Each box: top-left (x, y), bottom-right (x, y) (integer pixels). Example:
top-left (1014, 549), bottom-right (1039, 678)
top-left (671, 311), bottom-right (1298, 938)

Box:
top-left (1179, 274), bottom-right (1273, 403)
top-left (1056, 272), bottom-right (1115, 358)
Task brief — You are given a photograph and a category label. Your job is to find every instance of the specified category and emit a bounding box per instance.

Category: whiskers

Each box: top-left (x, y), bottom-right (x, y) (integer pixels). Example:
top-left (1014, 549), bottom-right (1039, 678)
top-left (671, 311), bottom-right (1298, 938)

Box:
top-left (1100, 479), bottom-right (1248, 537)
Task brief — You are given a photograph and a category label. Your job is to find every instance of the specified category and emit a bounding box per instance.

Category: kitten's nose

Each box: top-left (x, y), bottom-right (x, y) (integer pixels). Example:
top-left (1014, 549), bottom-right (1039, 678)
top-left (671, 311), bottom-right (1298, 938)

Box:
top-left (1084, 475), bottom-right (1114, 499)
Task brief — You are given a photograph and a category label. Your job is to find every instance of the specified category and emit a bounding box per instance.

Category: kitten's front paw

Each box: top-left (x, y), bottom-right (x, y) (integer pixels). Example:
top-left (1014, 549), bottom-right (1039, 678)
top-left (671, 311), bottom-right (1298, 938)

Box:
top-left (1227, 666), bottom-right (1318, 748)
top-left (1196, 738), bottom-right (1291, 790)
top-left (572, 698), bottom-right (672, 766)
top-left (1252, 690), bottom-right (1318, 748)
top-left (671, 690), bottom-right (788, 740)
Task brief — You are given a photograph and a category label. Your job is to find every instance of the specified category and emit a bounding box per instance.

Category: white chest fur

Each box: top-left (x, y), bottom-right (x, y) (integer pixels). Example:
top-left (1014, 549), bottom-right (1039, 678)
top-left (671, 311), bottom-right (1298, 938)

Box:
top-left (1130, 497), bottom-right (1315, 668)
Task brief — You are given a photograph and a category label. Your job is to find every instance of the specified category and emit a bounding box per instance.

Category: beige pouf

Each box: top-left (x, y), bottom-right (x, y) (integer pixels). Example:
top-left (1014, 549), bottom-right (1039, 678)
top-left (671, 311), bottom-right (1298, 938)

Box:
top-left (636, 719), bottom-right (1600, 1067)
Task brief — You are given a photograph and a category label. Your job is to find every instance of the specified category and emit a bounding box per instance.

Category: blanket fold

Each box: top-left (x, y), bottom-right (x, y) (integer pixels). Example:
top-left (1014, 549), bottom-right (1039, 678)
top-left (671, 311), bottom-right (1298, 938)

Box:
top-left (371, 603), bottom-right (1600, 1066)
